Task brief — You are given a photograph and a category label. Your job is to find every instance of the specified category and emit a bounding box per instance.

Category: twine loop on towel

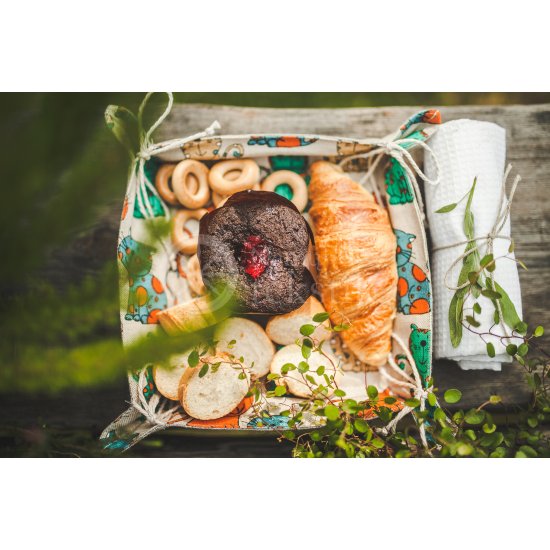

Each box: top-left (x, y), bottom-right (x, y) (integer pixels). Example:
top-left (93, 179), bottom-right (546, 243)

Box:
top-left (433, 164), bottom-right (521, 293)
top-left (339, 137), bottom-right (441, 218)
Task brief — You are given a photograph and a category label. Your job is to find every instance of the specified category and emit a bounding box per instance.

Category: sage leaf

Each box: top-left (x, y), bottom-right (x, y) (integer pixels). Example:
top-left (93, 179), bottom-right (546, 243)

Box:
top-left (435, 202), bottom-right (458, 213)
top-left (493, 281), bottom-right (522, 331)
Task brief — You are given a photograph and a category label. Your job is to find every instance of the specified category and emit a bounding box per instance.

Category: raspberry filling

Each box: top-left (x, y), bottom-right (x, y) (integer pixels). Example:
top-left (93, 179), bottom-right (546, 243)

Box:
top-left (240, 235), bottom-right (269, 279)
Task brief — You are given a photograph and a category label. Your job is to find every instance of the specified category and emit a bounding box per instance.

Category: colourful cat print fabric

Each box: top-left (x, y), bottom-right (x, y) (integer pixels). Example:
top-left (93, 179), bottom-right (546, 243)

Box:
top-left (101, 109), bottom-right (440, 449)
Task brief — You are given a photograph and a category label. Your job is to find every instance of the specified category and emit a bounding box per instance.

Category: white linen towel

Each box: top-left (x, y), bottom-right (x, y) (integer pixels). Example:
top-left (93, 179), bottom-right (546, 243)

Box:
top-left (423, 119), bottom-right (523, 371)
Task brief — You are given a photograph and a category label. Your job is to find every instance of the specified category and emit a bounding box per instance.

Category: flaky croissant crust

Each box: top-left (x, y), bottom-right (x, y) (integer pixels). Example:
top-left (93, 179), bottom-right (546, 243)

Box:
top-left (309, 161), bottom-right (397, 367)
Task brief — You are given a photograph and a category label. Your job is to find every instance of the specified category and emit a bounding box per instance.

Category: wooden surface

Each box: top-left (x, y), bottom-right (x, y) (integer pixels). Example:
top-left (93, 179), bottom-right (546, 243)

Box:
top-left (12, 103), bottom-right (549, 457)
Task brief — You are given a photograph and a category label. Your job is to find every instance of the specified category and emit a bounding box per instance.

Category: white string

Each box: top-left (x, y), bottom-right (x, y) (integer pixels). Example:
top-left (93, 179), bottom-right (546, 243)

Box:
top-left (378, 332), bottom-right (434, 453)
top-left (133, 91), bottom-right (221, 222)
top-left (432, 165), bottom-right (521, 292)
top-left (132, 369), bottom-right (180, 427)
top-left (339, 137), bottom-right (441, 220)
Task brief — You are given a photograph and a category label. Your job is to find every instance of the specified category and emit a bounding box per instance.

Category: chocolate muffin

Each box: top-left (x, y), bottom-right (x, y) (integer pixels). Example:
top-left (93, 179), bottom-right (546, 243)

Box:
top-left (198, 190), bottom-right (315, 314)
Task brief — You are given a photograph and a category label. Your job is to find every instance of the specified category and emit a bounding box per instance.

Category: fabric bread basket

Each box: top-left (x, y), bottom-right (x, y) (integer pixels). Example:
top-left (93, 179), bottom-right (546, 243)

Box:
top-left (100, 94), bottom-right (441, 451)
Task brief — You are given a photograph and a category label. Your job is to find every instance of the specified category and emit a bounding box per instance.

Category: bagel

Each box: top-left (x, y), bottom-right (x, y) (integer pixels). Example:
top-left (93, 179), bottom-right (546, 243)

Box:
top-left (171, 208), bottom-right (208, 254)
top-left (261, 170), bottom-right (308, 212)
top-left (172, 160), bottom-right (211, 209)
top-left (208, 159), bottom-right (260, 195)
top-left (155, 163), bottom-right (180, 205)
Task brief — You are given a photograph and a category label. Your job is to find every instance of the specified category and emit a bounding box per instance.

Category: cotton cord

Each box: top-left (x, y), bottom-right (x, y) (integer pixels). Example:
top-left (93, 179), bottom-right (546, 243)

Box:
top-left (339, 137), bottom-right (441, 219)
top-left (132, 368), bottom-right (180, 427)
top-left (378, 332), bottom-right (435, 453)
top-left (432, 164), bottom-right (521, 293)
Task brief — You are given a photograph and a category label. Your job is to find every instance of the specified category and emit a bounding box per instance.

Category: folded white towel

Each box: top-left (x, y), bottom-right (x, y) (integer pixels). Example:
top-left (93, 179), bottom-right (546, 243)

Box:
top-left (423, 119), bottom-right (523, 371)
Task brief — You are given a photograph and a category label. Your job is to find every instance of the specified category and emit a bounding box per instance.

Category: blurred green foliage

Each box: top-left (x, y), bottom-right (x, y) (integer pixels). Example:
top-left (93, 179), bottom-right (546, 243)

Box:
top-left (1, 92), bottom-right (549, 397)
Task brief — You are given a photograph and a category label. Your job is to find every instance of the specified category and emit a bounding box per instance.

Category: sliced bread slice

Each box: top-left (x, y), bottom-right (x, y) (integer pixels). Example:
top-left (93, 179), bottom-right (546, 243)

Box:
top-left (179, 353), bottom-right (250, 420)
top-left (214, 317), bottom-right (275, 379)
top-left (153, 351), bottom-right (193, 401)
top-left (266, 296), bottom-right (332, 346)
top-left (270, 344), bottom-right (342, 398)
top-left (157, 295), bottom-right (219, 336)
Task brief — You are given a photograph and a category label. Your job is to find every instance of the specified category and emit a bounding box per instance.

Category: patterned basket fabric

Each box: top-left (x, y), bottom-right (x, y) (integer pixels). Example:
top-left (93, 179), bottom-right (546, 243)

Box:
top-left (101, 108), bottom-right (441, 451)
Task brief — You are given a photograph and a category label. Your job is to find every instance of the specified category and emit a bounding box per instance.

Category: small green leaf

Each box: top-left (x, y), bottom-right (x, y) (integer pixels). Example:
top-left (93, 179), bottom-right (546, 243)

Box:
top-left (312, 312), bottom-right (330, 323)
top-left (468, 271), bottom-right (479, 284)
top-left (515, 321), bottom-right (528, 335)
top-left (481, 289), bottom-right (502, 300)
top-left (188, 350), bottom-right (200, 367)
top-left (489, 395), bottom-right (502, 405)
top-left (480, 253), bottom-right (494, 267)
top-left (473, 302), bottom-right (482, 314)
top-left (316, 366), bottom-right (325, 376)
top-left (384, 396), bottom-right (397, 405)
top-left (404, 398), bottom-right (420, 408)
top-left (238, 371), bottom-right (246, 380)
top-left (494, 282), bottom-right (522, 331)
top-left (486, 342), bottom-right (496, 358)
top-left (281, 363), bottom-right (294, 374)
top-left (301, 343), bottom-right (312, 359)
top-left (435, 202), bottom-right (458, 214)
top-left (371, 438), bottom-right (385, 449)
top-left (493, 310), bottom-right (500, 324)
top-left (198, 363), bottom-right (209, 378)
top-left (395, 449), bottom-right (411, 458)
top-left (334, 389), bottom-right (346, 397)
top-left (457, 442), bottom-right (474, 456)
top-left (465, 315), bottom-right (480, 328)
top-left (297, 361), bottom-right (309, 373)
top-left (483, 423), bottom-right (497, 434)
top-left (490, 446), bottom-right (507, 458)
top-left (367, 385), bottom-right (378, 399)
top-left (333, 323), bottom-right (350, 332)
top-left (518, 343), bottom-right (529, 357)
top-left (444, 389), bottom-right (462, 404)
top-left (274, 385), bottom-right (286, 397)
top-left (428, 392), bottom-right (437, 407)
top-left (300, 324), bottom-right (316, 336)
top-left (464, 409), bottom-right (485, 425)
top-left (508, 240), bottom-right (515, 253)
top-left (506, 344), bottom-right (518, 356)
top-left (434, 408), bottom-right (446, 422)
top-left (354, 419), bottom-right (369, 433)
top-left (527, 416), bottom-right (538, 428)
top-left (534, 326), bottom-right (544, 337)
top-left (517, 445), bottom-right (537, 458)
top-left (324, 404), bottom-right (340, 421)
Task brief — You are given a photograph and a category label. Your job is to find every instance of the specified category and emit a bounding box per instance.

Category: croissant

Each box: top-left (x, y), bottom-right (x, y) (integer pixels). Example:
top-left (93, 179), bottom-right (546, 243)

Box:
top-left (308, 161), bottom-right (397, 367)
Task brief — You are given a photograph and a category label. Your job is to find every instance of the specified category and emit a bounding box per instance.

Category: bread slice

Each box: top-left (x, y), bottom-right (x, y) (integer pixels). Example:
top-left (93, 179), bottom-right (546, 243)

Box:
top-left (214, 317), bottom-right (275, 379)
top-left (157, 296), bottom-right (219, 336)
top-left (266, 296), bottom-right (332, 346)
top-left (270, 344), bottom-right (342, 398)
top-left (179, 353), bottom-right (250, 420)
top-left (153, 351), bottom-right (193, 401)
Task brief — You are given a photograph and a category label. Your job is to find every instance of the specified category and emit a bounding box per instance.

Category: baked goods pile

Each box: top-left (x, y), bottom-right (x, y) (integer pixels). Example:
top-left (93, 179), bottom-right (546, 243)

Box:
top-left (151, 157), bottom-right (397, 423)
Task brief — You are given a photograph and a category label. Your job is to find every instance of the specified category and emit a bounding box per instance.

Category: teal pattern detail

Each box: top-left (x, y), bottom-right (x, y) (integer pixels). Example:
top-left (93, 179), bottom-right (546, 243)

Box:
top-left (409, 324), bottom-right (431, 384)
top-left (385, 158), bottom-right (413, 205)
top-left (133, 158), bottom-right (166, 219)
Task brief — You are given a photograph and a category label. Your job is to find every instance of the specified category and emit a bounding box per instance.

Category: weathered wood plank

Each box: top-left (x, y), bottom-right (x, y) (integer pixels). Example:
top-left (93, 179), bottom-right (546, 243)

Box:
top-left (44, 103), bottom-right (550, 413)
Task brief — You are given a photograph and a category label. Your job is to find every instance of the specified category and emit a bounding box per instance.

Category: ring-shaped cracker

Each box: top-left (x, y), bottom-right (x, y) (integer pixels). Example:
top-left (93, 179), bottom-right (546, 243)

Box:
top-left (208, 159), bottom-right (259, 195)
top-left (172, 160), bottom-right (211, 209)
top-left (171, 208), bottom-right (208, 254)
top-left (155, 163), bottom-right (180, 205)
top-left (261, 170), bottom-right (308, 212)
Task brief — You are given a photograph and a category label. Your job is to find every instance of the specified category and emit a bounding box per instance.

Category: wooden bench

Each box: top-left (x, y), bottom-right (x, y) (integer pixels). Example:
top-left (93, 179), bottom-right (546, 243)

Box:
top-left (9, 103), bottom-right (549, 456)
